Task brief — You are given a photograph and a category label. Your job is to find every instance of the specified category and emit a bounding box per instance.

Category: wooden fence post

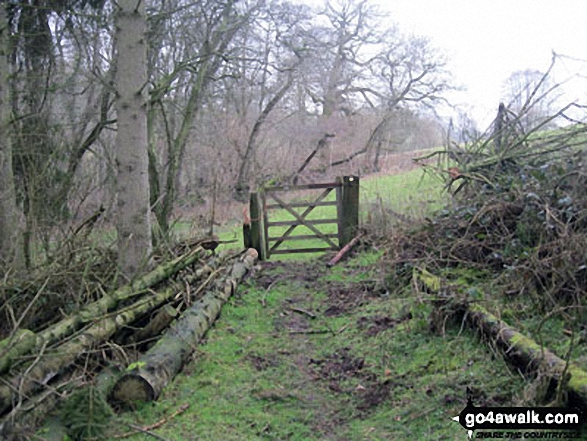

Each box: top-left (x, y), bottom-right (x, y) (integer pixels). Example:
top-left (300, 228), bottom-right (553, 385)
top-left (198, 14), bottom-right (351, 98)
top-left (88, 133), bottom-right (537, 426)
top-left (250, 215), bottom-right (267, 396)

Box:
top-left (337, 176), bottom-right (359, 248)
top-left (249, 191), bottom-right (267, 260)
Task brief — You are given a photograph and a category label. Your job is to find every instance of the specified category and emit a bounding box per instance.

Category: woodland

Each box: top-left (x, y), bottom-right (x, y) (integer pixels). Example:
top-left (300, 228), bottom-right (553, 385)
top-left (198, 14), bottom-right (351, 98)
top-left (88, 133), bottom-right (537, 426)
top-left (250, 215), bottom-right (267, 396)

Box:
top-left (1, 0), bottom-right (587, 439)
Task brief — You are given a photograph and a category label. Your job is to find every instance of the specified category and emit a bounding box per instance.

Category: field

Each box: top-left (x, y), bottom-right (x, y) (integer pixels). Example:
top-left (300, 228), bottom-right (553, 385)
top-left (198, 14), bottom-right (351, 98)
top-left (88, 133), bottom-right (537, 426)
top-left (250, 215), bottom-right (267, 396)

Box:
top-left (89, 162), bottom-right (539, 441)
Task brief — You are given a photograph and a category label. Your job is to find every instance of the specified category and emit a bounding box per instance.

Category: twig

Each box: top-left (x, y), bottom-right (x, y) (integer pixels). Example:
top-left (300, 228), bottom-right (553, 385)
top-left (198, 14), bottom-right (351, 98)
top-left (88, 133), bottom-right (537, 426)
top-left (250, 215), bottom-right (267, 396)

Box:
top-left (287, 307), bottom-right (316, 319)
top-left (8, 278), bottom-right (49, 340)
top-left (191, 268), bottom-right (223, 299)
top-left (113, 403), bottom-right (189, 439)
top-left (288, 329), bottom-right (329, 335)
top-left (125, 424), bottom-right (170, 441)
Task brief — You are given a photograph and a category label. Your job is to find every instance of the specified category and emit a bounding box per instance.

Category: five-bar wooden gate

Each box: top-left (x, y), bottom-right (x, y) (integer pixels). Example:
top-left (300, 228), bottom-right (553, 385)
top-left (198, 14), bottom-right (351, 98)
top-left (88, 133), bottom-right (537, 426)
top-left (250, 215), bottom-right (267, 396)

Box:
top-left (247, 176), bottom-right (359, 260)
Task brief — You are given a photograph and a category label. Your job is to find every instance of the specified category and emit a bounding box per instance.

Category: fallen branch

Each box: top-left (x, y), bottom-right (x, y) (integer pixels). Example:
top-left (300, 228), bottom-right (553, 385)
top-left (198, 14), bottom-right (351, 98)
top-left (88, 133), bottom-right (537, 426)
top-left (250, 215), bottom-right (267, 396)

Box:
top-left (111, 249), bottom-right (258, 404)
top-left (327, 234), bottom-right (362, 267)
top-left (464, 303), bottom-right (587, 406)
top-left (113, 403), bottom-right (189, 439)
top-left (0, 246), bottom-right (205, 376)
top-left (287, 307), bottom-right (316, 319)
top-left (413, 268), bottom-right (587, 407)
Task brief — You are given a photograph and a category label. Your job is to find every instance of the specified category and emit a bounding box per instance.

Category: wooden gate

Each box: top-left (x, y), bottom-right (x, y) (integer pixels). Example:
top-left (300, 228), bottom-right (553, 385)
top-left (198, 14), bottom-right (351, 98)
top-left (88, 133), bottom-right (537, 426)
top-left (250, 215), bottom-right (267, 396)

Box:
top-left (247, 176), bottom-right (359, 260)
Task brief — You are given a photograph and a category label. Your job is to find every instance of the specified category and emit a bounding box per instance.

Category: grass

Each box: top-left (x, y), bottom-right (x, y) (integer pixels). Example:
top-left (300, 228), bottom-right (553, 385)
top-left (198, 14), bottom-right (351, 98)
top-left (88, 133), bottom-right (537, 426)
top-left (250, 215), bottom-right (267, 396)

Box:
top-left (44, 163), bottom-right (554, 440)
top-left (208, 165), bottom-right (448, 261)
top-left (103, 254), bottom-right (529, 440)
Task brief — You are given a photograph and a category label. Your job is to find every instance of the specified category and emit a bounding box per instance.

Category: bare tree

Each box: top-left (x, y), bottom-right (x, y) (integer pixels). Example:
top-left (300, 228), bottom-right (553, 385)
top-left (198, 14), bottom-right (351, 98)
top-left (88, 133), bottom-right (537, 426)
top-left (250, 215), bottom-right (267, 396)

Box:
top-left (299, 0), bottom-right (451, 171)
top-left (502, 68), bottom-right (561, 132)
top-left (146, 0), bottom-right (251, 238)
top-left (232, 0), bottom-right (311, 198)
top-left (115, 0), bottom-right (152, 279)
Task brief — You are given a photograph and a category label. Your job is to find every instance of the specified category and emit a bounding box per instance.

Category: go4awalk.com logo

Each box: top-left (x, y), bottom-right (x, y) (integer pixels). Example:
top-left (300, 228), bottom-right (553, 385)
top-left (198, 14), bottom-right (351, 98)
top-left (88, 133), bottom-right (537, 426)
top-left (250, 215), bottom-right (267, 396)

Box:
top-left (451, 389), bottom-right (584, 439)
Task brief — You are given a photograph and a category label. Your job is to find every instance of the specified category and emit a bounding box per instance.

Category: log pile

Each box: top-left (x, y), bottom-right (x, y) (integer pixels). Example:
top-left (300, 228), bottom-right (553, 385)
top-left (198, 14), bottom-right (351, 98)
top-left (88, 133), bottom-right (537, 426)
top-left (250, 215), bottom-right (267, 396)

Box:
top-left (0, 245), bottom-right (258, 438)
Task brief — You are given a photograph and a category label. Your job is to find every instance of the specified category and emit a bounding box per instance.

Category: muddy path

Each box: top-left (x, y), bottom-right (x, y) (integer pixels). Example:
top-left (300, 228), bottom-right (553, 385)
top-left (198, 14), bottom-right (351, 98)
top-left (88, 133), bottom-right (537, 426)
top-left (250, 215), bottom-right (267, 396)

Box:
top-left (106, 254), bottom-right (529, 440)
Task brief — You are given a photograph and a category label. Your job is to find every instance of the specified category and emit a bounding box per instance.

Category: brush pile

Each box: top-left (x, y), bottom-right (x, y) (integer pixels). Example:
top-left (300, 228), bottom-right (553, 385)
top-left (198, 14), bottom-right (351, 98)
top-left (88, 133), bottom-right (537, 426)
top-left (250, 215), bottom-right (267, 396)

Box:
top-left (374, 81), bottom-right (587, 405)
top-left (384, 97), bottom-right (587, 309)
top-left (0, 236), bottom-right (257, 439)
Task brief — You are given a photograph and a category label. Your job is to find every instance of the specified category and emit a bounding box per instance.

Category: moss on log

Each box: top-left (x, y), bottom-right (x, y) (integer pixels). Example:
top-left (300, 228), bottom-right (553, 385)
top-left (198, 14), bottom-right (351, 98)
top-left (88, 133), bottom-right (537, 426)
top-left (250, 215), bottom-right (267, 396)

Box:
top-left (0, 247), bottom-right (204, 377)
top-left (129, 304), bottom-right (179, 344)
top-left (0, 329), bottom-right (39, 374)
top-left (413, 268), bottom-right (587, 407)
top-left (111, 249), bottom-right (258, 404)
top-left (466, 303), bottom-right (587, 406)
top-left (0, 284), bottom-right (182, 415)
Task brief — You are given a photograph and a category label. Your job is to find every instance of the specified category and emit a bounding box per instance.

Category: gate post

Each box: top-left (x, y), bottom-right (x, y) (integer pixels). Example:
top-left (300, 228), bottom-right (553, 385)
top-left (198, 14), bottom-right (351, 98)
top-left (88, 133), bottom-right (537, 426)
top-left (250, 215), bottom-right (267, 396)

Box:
top-left (337, 176), bottom-right (360, 248)
top-left (249, 191), bottom-right (268, 260)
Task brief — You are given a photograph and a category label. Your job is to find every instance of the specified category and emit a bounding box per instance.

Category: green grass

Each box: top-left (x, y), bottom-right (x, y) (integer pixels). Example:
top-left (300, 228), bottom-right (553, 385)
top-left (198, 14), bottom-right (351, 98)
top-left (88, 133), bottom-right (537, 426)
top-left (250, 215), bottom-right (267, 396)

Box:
top-left (209, 166), bottom-right (448, 261)
top-left (85, 166), bottom-right (536, 440)
top-left (103, 255), bottom-right (529, 441)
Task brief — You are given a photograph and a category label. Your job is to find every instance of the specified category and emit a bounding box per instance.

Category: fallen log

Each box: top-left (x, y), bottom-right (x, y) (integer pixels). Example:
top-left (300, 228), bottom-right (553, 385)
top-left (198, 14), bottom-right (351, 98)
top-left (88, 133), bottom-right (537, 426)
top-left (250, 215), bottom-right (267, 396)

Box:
top-left (0, 284), bottom-right (184, 415)
top-left (0, 370), bottom-right (76, 440)
top-left (0, 329), bottom-right (38, 375)
top-left (413, 268), bottom-right (587, 407)
top-left (128, 304), bottom-right (179, 345)
top-left (465, 303), bottom-right (587, 406)
top-left (111, 248), bottom-right (258, 404)
top-left (0, 246), bottom-right (205, 375)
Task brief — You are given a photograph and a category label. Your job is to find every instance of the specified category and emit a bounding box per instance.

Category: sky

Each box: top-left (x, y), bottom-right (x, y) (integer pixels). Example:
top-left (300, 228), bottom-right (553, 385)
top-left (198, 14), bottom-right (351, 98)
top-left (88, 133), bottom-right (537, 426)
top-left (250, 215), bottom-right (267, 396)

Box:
top-left (380, 0), bottom-right (587, 128)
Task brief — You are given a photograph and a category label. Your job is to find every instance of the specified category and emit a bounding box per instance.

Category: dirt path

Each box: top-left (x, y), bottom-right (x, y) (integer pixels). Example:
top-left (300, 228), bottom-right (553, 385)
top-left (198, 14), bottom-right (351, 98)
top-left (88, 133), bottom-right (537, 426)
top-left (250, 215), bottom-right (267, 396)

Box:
top-left (107, 254), bottom-right (529, 440)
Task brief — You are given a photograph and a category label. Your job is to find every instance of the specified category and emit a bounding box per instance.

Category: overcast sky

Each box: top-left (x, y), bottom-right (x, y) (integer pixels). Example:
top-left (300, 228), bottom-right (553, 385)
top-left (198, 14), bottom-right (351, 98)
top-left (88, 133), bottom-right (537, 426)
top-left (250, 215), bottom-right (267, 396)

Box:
top-left (381, 0), bottom-right (587, 127)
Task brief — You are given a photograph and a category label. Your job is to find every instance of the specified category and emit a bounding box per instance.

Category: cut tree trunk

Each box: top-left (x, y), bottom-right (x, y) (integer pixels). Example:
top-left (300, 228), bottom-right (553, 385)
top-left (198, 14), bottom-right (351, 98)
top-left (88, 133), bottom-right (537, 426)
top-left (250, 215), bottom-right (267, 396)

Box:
top-left (111, 249), bottom-right (258, 404)
top-left (0, 283), bottom-right (186, 415)
top-left (42, 247), bottom-right (204, 348)
top-left (0, 246), bottom-right (204, 376)
top-left (0, 329), bottom-right (38, 374)
top-left (0, 371), bottom-right (75, 439)
top-left (128, 304), bottom-right (179, 345)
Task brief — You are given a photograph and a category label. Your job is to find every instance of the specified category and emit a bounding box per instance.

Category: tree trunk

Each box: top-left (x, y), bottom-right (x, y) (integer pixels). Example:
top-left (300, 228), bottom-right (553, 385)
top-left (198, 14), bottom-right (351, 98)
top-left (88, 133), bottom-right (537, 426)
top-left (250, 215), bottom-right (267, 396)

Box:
top-left (235, 73), bottom-right (296, 198)
top-left (115, 0), bottom-right (152, 280)
top-left (128, 304), bottom-right (179, 345)
top-left (154, 0), bottom-right (241, 234)
top-left (111, 249), bottom-right (258, 404)
top-left (0, 329), bottom-right (38, 374)
top-left (0, 279), bottom-right (191, 415)
top-left (0, 246), bottom-right (204, 375)
top-left (0, 4), bottom-right (23, 269)
top-left (464, 303), bottom-right (587, 406)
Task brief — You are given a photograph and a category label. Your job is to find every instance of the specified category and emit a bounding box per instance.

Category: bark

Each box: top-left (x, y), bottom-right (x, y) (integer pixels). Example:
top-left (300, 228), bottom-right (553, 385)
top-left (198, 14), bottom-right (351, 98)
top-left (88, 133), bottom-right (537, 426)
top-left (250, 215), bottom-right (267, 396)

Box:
top-left (0, 246), bottom-right (204, 375)
top-left (414, 269), bottom-right (587, 407)
top-left (291, 133), bottom-right (335, 185)
top-left (327, 234), bottom-right (362, 267)
top-left (0, 280), bottom-right (188, 415)
top-left (154, 0), bottom-right (242, 234)
top-left (115, 0), bottom-right (152, 280)
top-left (0, 329), bottom-right (38, 375)
top-left (0, 4), bottom-right (23, 269)
top-left (235, 72), bottom-right (297, 196)
top-left (111, 249), bottom-right (258, 404)
top-left (0, 371), bottom-right (75, 440)
top-left (464, 303), bottom-right (587, 406)
top-left (128, 304), bottom-right (179, 345)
